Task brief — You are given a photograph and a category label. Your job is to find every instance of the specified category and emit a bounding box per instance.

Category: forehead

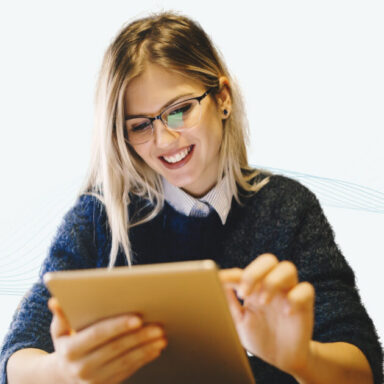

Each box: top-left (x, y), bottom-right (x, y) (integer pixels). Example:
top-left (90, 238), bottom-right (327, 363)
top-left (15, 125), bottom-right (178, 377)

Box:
top-left (124, 63), bottom-right (205, 115)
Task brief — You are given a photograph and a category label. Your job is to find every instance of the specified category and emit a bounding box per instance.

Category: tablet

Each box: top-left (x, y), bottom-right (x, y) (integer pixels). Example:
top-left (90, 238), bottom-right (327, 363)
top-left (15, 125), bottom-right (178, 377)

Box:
top-left (44, 259), bottom-right (256, 384)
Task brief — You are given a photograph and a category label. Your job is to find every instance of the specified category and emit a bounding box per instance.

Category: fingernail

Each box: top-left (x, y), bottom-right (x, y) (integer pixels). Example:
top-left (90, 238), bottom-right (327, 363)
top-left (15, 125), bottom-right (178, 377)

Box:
top-left (127, 316), bottom-right (142, 328)
top-left (149, 327), bottom-right (164, 338)
top-left (284, 303), bottom-right (292, 315)
top-left (154, 338), bottom-right (167, 349)
top-left (259, 291), bottom-right (269, 305)
top-left (237, 285), bottom-right (247, 299)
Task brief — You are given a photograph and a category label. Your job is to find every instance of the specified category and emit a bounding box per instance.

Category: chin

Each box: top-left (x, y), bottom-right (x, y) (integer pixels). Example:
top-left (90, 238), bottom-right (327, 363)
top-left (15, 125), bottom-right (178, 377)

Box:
top-left (170, 177), bottom-right (196, 189)
top-left (164, 172), bottom-right (197, 188)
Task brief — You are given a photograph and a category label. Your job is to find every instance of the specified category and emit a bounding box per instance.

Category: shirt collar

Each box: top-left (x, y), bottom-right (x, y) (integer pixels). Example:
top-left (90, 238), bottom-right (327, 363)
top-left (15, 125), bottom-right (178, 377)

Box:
top-left (162, 176), bottom-right (233, 224)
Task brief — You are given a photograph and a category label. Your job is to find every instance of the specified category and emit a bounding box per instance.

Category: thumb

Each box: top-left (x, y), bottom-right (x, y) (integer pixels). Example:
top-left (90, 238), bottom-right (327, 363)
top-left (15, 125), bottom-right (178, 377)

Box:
top-left (223, 285), bottom-right (244, 326)
top-left (48, 297), bottom-right (72, 339)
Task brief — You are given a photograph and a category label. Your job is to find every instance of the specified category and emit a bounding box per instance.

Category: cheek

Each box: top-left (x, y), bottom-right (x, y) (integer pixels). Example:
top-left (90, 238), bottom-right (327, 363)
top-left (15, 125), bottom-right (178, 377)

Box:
top-left (130, 145), bottom-right (152, 165)
top-left (208, 119), bottom-right (224, 149)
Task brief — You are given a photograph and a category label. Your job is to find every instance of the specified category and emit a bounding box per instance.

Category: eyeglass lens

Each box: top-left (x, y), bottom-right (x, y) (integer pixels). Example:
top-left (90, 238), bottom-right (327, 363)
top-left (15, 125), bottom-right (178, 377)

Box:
top-left (126, 99), bottom-right (201, 144)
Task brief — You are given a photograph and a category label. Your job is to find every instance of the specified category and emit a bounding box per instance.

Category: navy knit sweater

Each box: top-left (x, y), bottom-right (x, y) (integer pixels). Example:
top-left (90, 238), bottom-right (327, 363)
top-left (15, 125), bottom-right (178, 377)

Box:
top-left (0, 174), bottom-right (382, 383)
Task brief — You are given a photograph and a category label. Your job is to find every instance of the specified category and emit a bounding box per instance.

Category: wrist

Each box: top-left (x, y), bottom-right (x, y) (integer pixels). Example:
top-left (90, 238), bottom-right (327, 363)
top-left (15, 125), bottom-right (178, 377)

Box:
top-left (40, 351), bottom-right (67, 384)
top-left (7, 349), bottom-right (63, 384)
top-left (291, 340), bottom-right (318, 383)
top-left (292, 341), bottom-right (374, 384)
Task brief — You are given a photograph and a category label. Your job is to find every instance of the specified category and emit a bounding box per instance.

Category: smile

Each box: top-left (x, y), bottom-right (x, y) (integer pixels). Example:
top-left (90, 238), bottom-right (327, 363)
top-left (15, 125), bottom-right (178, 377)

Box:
top-left (159, 145), bottom-right (194, 169)
top-left (162, 146), bottom-right (193, 163)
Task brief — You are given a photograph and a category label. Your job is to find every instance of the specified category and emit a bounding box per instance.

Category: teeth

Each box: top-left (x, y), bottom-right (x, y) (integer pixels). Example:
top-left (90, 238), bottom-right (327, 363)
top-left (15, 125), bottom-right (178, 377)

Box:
top-left (163, 146), bottom-right (192, 164)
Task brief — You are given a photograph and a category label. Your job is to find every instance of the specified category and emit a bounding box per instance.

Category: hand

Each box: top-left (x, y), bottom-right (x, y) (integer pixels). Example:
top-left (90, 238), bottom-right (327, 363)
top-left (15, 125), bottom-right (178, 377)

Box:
top-left (219, 253), bottom-right (315, 376)
top-left (48, 298), bottom-right (167, 384)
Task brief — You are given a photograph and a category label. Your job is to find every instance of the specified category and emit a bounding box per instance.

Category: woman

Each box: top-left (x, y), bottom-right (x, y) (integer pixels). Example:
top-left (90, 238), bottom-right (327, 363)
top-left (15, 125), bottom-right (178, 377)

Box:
top-left (1, 12), bottom-right (382, 384)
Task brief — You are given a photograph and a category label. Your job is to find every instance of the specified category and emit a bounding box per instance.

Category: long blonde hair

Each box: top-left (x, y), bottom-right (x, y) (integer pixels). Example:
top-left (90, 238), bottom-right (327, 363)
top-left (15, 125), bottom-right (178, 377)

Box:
top-left (82, 11), bottom-right (269, 267)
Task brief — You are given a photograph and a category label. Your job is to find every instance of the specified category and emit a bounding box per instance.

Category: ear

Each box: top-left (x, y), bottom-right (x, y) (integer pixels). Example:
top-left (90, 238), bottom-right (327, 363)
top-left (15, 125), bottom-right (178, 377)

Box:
top-left (215, 76), bottom-right (232, 119)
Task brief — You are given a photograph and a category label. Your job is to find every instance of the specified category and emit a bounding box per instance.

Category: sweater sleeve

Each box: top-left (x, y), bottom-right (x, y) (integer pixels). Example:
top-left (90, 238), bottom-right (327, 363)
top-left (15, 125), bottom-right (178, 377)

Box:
top-left (0, 194), bottom-right (109, 384)
top-left (289, 183), bottom-right (383, 384)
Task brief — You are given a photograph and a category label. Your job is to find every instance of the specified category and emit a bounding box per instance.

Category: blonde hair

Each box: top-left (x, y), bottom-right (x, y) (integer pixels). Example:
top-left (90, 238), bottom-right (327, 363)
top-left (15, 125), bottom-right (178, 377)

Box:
top-left (81, 11), bottom-right (270, 267)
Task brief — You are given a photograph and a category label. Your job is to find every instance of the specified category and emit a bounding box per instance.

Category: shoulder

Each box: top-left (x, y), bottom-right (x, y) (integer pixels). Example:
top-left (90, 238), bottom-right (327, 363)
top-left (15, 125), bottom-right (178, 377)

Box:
top-left (244, 171), bottom-right (319, 208)
top-left (235, 172), bottom-right (324, 231)
top-left (45, 193), bottom-right (109, 270)
top-left (71, 192), bottom-right (106, 216)
top-left (60, 193), bottom-right (107, 229)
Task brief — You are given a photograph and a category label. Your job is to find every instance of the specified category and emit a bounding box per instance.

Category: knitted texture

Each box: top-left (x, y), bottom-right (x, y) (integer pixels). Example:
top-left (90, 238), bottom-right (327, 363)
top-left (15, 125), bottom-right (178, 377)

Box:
top-left (0, 174), bottom-right (382, 383)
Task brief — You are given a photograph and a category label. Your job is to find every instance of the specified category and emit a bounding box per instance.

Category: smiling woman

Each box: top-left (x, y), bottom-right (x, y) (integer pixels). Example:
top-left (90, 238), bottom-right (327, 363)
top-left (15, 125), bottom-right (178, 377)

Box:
top-left (1, 11), bottom-right (383, 384)
top-left (125, 64), bottom-right (227, 197)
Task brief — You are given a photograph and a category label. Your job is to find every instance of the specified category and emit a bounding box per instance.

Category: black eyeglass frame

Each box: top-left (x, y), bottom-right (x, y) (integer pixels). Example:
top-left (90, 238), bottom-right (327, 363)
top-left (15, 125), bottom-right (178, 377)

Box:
top-left (124, 88), bottom-right (213, 144)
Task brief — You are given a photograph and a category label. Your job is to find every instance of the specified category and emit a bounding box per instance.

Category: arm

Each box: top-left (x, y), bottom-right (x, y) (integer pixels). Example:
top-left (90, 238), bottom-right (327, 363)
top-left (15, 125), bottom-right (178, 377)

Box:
top-left (220, 257), bottom-right (374, 384)
top-left (289, 183), bottom-right (382, 384)
top-left (3, 195), bottom-right (168, 383)
top-left (7, 349), bottom-right (59, 384)
top-left (219, 176), bottom-right (382, 383)
top-left (6, 299), bottom-right (167, 384)
top-left (0, 195), bottom-right (102, 383)
top-left (294, 341), bottom-right (373, 384)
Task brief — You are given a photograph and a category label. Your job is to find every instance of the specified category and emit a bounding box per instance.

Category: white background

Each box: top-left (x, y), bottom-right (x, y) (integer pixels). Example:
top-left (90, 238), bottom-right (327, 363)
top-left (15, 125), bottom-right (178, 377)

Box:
top-left (0, 0), bottom-right (383, 350)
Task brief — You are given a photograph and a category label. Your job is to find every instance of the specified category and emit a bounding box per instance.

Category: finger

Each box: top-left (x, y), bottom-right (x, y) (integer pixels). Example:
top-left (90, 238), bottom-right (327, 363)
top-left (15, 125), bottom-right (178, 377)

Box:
top-left (48, 297), bottom-right (72, 338)
top-left (218, 268), bottom-right (243, 289)
top-left (258, 261), bottom-right (298, 304)
top-left (79, 324), bottom-right (166, 372)
top-left (64, 314), bottom-right (143, 360)
top-left (96, 338), bottom-right (167, 383)
top-left (285, 282), bottom-right (315, 314)
top-left (238, 253), bottom-right (279, 298)
top-left (222, 285), bottom-right (244, 325)
top-left (218, 268), bottom-right (243, 283)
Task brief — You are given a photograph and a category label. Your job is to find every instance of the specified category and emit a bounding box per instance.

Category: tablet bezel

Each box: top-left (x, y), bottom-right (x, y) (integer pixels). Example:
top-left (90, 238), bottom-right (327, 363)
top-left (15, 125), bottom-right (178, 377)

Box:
top-left (44, 259), bottom-right (256, 384)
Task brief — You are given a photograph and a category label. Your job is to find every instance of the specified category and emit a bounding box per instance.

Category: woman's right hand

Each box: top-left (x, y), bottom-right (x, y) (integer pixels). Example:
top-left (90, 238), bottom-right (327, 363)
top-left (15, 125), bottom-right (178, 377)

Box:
top-left (48, 298), bottom-right (167, 384)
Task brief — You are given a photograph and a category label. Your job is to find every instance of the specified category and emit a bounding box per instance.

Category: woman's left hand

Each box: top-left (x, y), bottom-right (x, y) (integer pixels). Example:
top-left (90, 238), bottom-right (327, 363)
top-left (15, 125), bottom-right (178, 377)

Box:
top-left (219, 253), bottom-right (315, 377)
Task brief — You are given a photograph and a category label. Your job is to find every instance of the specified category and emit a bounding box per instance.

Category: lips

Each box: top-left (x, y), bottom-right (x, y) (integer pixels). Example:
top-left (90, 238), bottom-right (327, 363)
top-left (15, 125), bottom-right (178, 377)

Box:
top-left (159, 145), bottom-right (195, 169)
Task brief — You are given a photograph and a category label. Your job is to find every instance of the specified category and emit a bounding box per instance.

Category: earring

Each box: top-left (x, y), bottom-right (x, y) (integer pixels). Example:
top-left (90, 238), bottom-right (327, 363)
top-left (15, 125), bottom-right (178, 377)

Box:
top-left (223, 109), bottom-right (228, 116)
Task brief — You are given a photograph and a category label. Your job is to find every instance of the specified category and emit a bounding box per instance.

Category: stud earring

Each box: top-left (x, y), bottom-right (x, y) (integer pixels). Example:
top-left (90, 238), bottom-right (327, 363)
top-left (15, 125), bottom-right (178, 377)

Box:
top-left (223, 109), bottom-right (228, 116)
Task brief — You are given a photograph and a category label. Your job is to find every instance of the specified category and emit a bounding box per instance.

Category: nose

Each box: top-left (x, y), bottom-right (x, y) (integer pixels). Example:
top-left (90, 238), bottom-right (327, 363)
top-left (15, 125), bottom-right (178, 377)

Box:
top-left (154, 119), bottom-right (180, 148)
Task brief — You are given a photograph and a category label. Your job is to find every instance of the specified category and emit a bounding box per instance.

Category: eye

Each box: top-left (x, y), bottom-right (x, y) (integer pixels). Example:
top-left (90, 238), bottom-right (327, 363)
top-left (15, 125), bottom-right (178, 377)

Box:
top-left (165, 101), bottom-right (195, 129)
top-left (127, 119), bottom-right (151, 132)
top-left (168, 102), bottom-right (193, 117)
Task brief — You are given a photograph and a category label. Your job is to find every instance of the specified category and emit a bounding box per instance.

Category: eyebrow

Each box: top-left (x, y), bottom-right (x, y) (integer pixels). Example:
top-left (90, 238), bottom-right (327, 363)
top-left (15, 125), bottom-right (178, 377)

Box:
top-left (125, 92), bottom-right (195, 119)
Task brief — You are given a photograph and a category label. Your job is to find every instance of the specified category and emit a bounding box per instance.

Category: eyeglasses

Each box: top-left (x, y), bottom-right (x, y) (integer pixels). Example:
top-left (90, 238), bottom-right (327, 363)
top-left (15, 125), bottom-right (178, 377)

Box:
top-left (124, 88), bottom-right (212, 145)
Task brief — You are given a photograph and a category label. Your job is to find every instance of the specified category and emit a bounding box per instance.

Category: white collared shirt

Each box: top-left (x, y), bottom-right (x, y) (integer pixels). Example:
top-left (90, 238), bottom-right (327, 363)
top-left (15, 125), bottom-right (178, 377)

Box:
top-left (161, 176), bottom-right (233, 225)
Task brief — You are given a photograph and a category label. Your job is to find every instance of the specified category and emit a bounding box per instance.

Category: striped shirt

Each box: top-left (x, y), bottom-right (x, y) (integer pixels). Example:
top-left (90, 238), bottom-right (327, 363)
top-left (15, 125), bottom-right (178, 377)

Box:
top-left (161, 176), bottom-right (233, 224)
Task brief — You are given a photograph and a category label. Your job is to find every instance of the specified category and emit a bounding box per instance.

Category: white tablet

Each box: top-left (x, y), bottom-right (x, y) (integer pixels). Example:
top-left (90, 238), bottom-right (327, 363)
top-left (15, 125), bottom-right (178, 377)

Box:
top-left (44, 259), bottom-right (256, 384)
